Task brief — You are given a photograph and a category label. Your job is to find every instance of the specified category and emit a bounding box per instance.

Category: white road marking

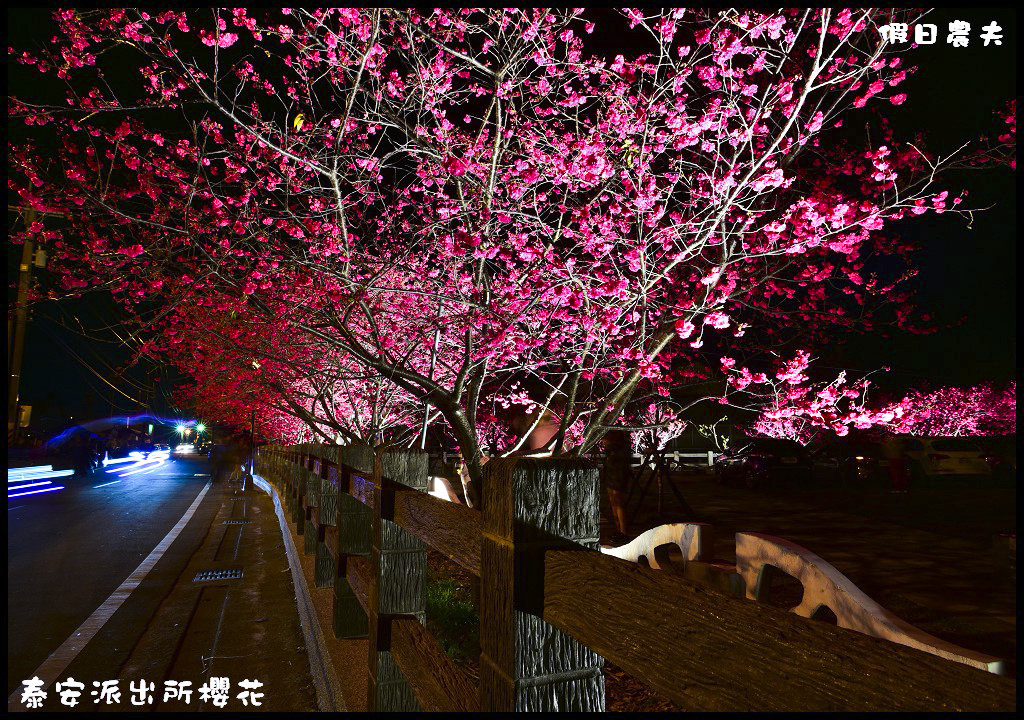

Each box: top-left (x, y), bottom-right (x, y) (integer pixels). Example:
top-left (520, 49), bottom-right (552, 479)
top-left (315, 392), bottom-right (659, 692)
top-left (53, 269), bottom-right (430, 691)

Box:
top-left (7, 481), bottom-right (212, 710)
top-left (93, 481), bottom-right (122, 489)
top-left (8, 505), bottom-right (26, 511)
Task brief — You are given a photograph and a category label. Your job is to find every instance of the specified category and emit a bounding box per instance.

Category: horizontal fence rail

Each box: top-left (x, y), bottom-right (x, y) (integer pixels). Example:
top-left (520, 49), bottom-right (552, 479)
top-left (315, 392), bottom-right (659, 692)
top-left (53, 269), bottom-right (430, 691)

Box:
top-left (255, 444), bottom-right (1015, 713)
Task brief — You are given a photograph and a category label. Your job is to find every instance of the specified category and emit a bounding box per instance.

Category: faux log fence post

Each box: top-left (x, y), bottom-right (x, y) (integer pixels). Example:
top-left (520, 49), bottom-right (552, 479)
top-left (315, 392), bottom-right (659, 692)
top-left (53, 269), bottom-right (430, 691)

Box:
top-left (366, 448), bottom-right (429, 712)
top-left (335, 446), bottom-right (374, 640)
top-left (286, 449), bottom-right (295, 515)
top-left (291, 452), bottom-right (305, 528)
top-left (304, 453), bottom-right (322, 557)
top-left (298, 456), bottom-right (310, 539)
top-left (316, 446), bottom-right (340, 590)
top-left (279, 449), bottom-right (288, 495)
top-left (480, 457), bottom-right (606, 712)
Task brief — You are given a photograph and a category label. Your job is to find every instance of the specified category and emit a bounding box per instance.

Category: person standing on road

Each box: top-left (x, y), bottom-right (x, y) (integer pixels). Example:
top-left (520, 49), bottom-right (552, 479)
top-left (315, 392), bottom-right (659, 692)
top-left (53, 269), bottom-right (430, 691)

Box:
top-left (70, 436), bottom-right (93, 477)
top-left (210, 442), bottom-right (228, 483)
top-left (883, 435), bottom-right (909, 493)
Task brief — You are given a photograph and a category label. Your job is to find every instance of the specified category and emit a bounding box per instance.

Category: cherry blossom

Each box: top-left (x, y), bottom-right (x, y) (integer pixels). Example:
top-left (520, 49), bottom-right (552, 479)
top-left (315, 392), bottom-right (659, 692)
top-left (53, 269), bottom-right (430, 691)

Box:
top-left (8, 9), bottom-right (1013, 505)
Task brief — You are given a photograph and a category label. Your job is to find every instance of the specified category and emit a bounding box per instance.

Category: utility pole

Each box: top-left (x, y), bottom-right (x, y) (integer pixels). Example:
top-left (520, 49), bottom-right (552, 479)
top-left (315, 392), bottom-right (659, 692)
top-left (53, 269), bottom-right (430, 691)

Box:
top-left (8, 208), bottom-right (37, 443)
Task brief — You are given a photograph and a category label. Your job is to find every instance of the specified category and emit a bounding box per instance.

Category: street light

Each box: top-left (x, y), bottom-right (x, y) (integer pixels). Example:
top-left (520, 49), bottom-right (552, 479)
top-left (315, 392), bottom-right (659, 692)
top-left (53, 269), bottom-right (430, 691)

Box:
top-left (196, 423), bottom-right (206, 433)
top-left (176, 424), bottom-right (186, 434)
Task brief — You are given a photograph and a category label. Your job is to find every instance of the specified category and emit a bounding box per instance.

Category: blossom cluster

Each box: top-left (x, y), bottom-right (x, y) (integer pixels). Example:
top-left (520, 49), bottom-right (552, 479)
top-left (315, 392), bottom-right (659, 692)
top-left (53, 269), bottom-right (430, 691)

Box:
top-left (7, 9), bottom-right (1012, 492)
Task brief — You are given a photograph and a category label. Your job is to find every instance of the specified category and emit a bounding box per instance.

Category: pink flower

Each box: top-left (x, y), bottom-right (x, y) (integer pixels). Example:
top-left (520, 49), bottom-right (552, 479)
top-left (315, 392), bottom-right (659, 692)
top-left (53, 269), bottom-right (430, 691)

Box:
top-left (703, 311), bottom-right (730, 329)
top-left (442, 157), bottom-right (468, 177)
top-left (675, 319), bottom-right (695, 339)
top-left (119, 244), bottom-right (145, 257)
top-left (200, 31), bottom-right (239, 48)
top-left (890, 94), bottom-right (906, 106)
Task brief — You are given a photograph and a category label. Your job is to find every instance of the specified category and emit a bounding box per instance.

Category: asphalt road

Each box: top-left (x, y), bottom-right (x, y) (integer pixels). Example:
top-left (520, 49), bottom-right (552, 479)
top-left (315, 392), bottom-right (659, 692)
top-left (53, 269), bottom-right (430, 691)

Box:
top-left (7, 449), bottom-right (219, 699)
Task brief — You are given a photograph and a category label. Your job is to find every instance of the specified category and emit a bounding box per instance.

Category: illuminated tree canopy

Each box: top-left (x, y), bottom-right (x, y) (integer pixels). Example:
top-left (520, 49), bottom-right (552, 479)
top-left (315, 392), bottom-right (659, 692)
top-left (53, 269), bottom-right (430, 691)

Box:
top-left (8, 9), bottom-right (1015, 503)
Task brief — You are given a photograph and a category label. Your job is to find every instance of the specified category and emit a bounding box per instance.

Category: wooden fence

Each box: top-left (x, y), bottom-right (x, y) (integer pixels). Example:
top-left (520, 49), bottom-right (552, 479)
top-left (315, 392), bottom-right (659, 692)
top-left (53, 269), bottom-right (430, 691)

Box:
top-left (254, 444), bottom-right (1015, 712)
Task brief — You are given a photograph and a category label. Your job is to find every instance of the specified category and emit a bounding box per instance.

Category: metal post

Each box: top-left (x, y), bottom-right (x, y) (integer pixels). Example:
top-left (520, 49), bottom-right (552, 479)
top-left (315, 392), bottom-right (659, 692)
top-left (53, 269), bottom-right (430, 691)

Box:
top-left (249, 408), bottom-right (256, 486)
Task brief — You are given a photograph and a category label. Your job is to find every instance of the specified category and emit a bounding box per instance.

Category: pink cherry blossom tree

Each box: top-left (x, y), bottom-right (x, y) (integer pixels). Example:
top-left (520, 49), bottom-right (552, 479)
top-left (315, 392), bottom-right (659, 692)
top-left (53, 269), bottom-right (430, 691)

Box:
top-left (720, 350), bottom-right (899, 444)
top-left (9, 9), bottom-right (1014, 506)
top-left (880, 381), bottom-right (1016, 437)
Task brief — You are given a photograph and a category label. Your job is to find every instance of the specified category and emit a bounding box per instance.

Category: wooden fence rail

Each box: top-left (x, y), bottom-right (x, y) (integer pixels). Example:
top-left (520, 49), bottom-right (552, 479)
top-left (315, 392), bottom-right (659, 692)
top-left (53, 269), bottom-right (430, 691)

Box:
top-left (254, 444), bottom-right (1015, 712)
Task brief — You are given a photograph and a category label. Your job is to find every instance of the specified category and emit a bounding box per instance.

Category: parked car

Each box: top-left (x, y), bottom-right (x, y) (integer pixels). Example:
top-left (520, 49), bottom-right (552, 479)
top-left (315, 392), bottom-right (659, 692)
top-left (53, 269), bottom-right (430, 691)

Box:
top-left (809, 440), bottom-right (886, 484)
top-left (901, 437), bottom-right (993, 479)
top-left (713, 438), bottom-right (813, 489)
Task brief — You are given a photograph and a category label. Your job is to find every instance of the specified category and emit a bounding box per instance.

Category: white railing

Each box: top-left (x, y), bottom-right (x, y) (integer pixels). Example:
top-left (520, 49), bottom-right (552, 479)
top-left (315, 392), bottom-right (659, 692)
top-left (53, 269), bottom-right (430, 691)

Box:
top-left (437, 450), bottom-right (721, 468)
top-left (630, 450), bottom-right (720, 468)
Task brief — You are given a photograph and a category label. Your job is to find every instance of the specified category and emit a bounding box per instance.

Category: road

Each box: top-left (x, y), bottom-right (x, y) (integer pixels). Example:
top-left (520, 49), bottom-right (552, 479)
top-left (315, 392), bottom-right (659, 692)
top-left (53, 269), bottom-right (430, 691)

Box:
top-left (7, 448), bottom-right (218, 698)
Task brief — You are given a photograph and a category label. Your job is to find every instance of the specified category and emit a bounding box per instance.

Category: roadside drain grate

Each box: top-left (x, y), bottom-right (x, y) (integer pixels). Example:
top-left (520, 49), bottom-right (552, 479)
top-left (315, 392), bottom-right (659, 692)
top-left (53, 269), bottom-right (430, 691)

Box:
top-left (193, 568), bottom-right (243, 582)
top-left (223, 519), bottom-right (250, 525)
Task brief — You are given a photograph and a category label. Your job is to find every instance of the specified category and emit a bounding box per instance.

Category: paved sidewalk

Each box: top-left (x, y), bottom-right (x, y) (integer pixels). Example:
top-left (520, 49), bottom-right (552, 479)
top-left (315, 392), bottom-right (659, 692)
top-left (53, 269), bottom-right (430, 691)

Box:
top-left (602, 472), bottom-right (1016, 675)
top-left (114, 475), bottom-right (318, 712)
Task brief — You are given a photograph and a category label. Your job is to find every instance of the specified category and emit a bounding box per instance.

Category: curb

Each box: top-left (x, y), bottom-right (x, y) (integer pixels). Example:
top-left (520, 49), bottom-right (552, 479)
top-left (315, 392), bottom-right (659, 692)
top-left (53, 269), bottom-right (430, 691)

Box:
top-left (252, 474), bottom-right (346, 712)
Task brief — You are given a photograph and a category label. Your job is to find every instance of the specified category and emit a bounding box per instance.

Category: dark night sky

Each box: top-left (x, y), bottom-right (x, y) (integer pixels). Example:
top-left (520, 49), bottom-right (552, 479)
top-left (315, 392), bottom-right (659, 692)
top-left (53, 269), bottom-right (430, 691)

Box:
top-left (822, 7), bottom-right (1017, 392)
top-left (7, 8), bottom-right (1017, 430)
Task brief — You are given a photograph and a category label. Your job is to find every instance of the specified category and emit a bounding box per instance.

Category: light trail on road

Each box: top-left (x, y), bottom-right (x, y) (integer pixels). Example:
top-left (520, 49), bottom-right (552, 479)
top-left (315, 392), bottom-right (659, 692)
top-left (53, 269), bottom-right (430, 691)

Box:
top-left (8, 468), bottom-right (73, 483)
top-left (116, 457), bottom-right (169, 477)
top-left (102, 456), bottom-right (137, 467)
top-left (8, 485), bottom-right (66, 499)
top-left (8, 465), bottom-right (54, 478)
top-left (107, 458), bottom-right (160, 475)
top-left (7, 468), bottom-right (71, 500)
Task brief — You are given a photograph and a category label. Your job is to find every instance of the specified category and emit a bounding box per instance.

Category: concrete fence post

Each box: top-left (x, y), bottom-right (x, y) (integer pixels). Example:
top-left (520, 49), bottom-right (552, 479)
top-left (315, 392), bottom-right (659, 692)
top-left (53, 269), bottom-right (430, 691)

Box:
top-left (479, 457), bottom-right (606, 712)
top-left (366, 448), bottom-right (429, 711)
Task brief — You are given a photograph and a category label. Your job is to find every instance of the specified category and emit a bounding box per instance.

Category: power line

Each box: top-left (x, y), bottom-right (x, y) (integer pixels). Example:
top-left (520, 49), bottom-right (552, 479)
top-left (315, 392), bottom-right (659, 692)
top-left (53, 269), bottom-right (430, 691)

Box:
top-left (37, 324), bottom-right (147, 406)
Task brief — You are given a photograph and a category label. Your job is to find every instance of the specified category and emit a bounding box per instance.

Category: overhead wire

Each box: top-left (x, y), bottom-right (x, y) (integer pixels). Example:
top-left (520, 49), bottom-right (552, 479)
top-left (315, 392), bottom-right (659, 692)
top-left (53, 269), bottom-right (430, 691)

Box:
top-left (37, 324), bottom-right (147, 406)
top-left (41, 307), bottom-right (155, 395)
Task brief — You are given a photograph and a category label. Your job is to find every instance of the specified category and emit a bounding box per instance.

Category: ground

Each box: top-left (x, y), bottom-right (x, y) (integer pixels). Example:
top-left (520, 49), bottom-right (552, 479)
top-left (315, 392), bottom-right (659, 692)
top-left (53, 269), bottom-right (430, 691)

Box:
top-left (425, 465), bottom-right (1015, 711)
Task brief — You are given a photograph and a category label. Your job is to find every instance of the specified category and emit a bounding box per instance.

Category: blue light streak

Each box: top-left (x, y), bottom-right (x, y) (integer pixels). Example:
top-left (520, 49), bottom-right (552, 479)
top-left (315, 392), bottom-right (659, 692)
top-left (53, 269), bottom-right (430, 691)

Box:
top-left (8, 465), bottom-right (54, 476)
top-left (8, 470), bottom-right (74, 484)
top-left (117, 458), bottom-right (167, 477)
top-left (7, 481), bottom-right (55, 491)
top-left (8, 485), bottom-right (66, 499)
top-left (45, 414), bottom-right (198, 448)
top-left (106, 457), bottom-right (155, 474)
